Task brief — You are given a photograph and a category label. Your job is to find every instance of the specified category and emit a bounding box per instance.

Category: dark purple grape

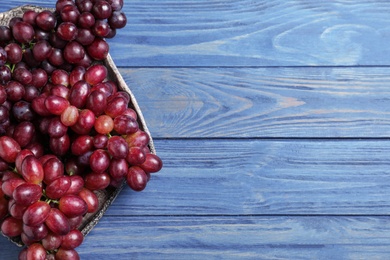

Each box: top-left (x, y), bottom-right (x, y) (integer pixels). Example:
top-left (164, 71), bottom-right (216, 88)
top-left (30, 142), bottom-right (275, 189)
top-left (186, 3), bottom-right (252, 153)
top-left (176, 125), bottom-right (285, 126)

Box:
top-left (55, 248), bottom-right (80, 260)
top-left (6, 80), bottom-right (25, 101)
top-left (0, 65), bottom-right (11, 84)
top-left (78, 12), bottom-right (95, 28)
top-left (108, 11), bottom-right (127, 29)
top-left (22, 10), bottom-right (38, 26)
top-left (0, 26), bottom-right (12, 44)
top-left (13, 121), bottom-right (35, 147)
top-left (49, 134), bottom-right (70, 156)
top-left (92, 19), bottom-right (110, 37)
top-left (86, 37), bottom-right (109, 60)
top-left (12, 100), bottom-right (35, 122)
top-left (75, 28), bottom-right (95, 45)
top-left (0, 105), bottom-right (9, 123)
top-left (12, 67), bottom-right (32, 85)
top-left (57, 22), bottom-right (79, 41)
top-left (92, 0), bottom-right (112, 19)
top-left (93, 133), bottom-right (108, 149)
top-left (48, 48), bottom-right (65, 67)
top-left (36, 10), bottom-right (57, 31)
top-left (61, 4), bottom-right (81, 24)
top-left (23, 85), bottom-right (39, 102)
top-left (32, 40), bottom-right (53, 62)
top-left (48, 116), bottom-right (68, 138)
top-left (12, 21), bottom-right (34, 44)
top-left (56, 0), bottom-right (76, 12)
top-left (107, 135), bottom-right (128, 159)
top-left (4, 43), bottom-right (22, 64)
top-left (77, 0), bottom-right (93, 12)
top-left (64, 41), bottom-right (85, 64)
top-left (107, 0), bottom-right (123, 11)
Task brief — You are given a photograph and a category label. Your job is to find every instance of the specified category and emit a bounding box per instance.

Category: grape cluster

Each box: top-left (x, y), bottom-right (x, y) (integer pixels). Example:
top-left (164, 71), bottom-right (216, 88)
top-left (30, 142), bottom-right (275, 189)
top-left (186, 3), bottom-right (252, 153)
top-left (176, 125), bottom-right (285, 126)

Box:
top-left (0, 0), bottom-right (163, 259)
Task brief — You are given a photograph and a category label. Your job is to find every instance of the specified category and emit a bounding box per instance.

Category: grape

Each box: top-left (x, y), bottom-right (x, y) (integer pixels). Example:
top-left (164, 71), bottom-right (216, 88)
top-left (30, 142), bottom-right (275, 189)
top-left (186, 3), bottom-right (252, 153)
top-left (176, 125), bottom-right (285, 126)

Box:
top-left (48, 48), bottom-right (65, 67)
top-left (61, 4), bottom-right (81, 24)
top-left (8, 199), bottom-right (28, 219)
top-left (126, 166), bottom-right (148, 191)
top-left (126, 146), bottom-right (146, 166)
top-left (55, 248), bottom-right (80, 260)
top-left (78, 188), bottom-right (99, 213)
top-left (49, 134), bottom-right (70, 156)
top-left (113, 114), bottom-right (139, 135)
top-left (59, 194), bottom-right (88, 218)
top-left (89, 149), bottom-right (110, 173)
top-left (94, 114), bottom-right (114, 134)
top-left (6, 80), bottom-right (25, 102)
top-left (108, 11), bottom-right (127, 29)
top-left (13, 183), bottom-right (42, 206)
top-left (0, 26), bottom-right (12, 43)
top-left (15, 149), bottom-right (34, 173)
top-left (62, 229), bottom-right (84, 249)
top-left (5, 43), bottom-right (22, 64)
top-left (42, 232), bottom-right (63, 250)
top-left (51, 69), bottom-right (70, 86)
top-left (45, 208), bottom-right (71, 235)
top-left (105, 96), bottom-right (127, 118)
top-left (0, 65), bottom-right (11, 84)
top-left (1, 216), bottom-right (23, 237)
top-left (140, 153), bottom-right (163, 173)
top-left (78, 12), bottom-right (96, 29)
top-left (92, 19), bottom-right (110, 37)
top-left (51, 84), bottom-right (70, 99)
top-left (26, 243), bottom-right (47, 260)
top-left (12, 21), bottom-right (34, 44)
top-left (71, 109), bottom-right (95, 134)
top-left (12, 100), bottom-right (35, 121)
top-left (86, 37), bottom-right (109, 60)
top-left (107, 135), bottom-right (128, 159)
top-left (86, 90), bottom-right (107, 115)
top-left (108, 158), bottom-right (128, 180)
top-left (23, 223), bottom-right (48, 241)
top-left (69, 80), bottom-right (91, 108)
top-left (0, 195), bottom-right (8, 220)
top-left (1, 177), bottom-right (25, 197)
top-left (76, 28), bottom-right (95, 46)
top-left (84, 64), bottom-right (107, 85)
top-left (23, 85), bottom-right (39, 102)
top-left (23, 201), bottom-right (51, 227)
top-left (57, 22), bottom-right (79, 41)
top-left (84, 172), bottom-right (110, 190)
top-left (93, 133), bottom-right (108, 149)
top-left (65, 175), bottom-right (85, 195)
top-left (36, 10), bottom-right (57, 31)
top-left (31, 68), bottom-right (48, 88)
top-left (48, 116), bottom-right (68, 138)
top-left (61, 105), bottom-right (79, 126)
top-left (43, 157), bottom-right (65, 184)
top-left (32, 40), bottom-right (53, 62)
top-left (64, 41), bottom-right (85, 64)
top-left (0, 136), bottom-right (21, 163)
top-left (56, 0), bottom-right (76, 12)
top-left (13, 67), bottom-right (33, 85)
top-left (125, 130), bottom-right (150, 148)
top-left (45, 176), bottom-right (71, 199)
top-left (107, 0), bottom-right (124, 11)
top-left (45, 95), bottom-right (70, 115)
top-left (0, 105), bottom-right (9, 123)
top-left (92, 0), bottom-right (112, 19)
top-left (22, 10), bottom-right (38, 26)
top-left (21, 155), bottom-right (44, 184)
top-left (12, 121), bottom-right (35, 147)
top-left (71, 135), bottom-right (94, 156)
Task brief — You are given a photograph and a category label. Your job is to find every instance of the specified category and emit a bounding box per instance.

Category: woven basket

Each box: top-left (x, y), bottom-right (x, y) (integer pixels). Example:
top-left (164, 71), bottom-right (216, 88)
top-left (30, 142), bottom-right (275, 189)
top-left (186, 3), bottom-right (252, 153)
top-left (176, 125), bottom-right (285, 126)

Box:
top-left (0, 5), bottom-right (156, 247)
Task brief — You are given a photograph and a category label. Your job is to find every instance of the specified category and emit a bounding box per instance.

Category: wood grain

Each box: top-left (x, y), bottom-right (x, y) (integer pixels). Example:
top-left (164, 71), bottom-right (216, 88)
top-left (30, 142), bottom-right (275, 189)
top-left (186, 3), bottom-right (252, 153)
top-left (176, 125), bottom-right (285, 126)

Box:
top-left (105, 139), bottom-right (390, 216)
top-left (3, 215), bottom-right (390, 259)
top-left (119, 67), bottom-right (390, 138)
top-left (2, 0), bottom-right (390, 66)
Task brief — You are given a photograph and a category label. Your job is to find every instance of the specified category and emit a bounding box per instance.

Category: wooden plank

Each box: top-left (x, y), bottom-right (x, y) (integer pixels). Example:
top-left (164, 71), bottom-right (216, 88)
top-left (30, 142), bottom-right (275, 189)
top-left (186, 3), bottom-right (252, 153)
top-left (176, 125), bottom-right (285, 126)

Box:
top-left (106, 139), bottom-right (390, 216)
top-left (119, 67), bottom-right (390, 138)
top-left (3, 215), bottom-right (390, 259)
top-left (2, 1), bottom-right (390, 66)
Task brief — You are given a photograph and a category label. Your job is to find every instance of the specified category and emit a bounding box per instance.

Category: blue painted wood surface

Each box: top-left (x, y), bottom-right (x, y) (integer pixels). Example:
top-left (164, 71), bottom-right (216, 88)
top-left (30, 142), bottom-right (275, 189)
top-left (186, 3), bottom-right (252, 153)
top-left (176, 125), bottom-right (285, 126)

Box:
top-left (1, 0), bottom-right (390, 259)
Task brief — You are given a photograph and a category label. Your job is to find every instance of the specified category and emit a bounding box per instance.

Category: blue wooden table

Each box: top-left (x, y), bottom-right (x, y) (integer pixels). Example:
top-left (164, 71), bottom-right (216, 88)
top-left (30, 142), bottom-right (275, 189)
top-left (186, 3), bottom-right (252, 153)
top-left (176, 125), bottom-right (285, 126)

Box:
top-left (2, 0), bottom-right (390, 259)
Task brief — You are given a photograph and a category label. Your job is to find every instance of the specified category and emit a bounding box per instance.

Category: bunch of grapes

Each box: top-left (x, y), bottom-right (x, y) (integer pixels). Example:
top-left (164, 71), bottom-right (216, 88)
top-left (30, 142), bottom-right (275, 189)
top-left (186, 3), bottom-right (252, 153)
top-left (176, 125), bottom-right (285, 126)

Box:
top-left (0, 0), bottom-right (163, 259)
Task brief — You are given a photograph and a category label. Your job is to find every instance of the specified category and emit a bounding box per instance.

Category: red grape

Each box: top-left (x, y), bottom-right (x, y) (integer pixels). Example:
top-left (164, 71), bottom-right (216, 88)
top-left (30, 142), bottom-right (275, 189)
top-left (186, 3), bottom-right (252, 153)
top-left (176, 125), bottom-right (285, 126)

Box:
top-left (59, 194), bottom-right (88, 218)
top-left (45, 207), bottom-right (71, 235)
top-left (23, 201), bottom-right (51, 227)
top-left (0, 136), bottom-right (21, 163)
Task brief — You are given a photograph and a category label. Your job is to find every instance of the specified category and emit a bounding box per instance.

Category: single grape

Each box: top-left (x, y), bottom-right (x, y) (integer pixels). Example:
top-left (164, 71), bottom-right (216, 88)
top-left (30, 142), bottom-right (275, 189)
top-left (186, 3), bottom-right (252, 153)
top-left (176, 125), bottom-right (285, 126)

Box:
top-left (31, 68), bottom-right (48, 88)
top-left (1, 177), bottom-right (25, 197)
top-left (126, 166), bottom-right (148, 191)
top-left (61, 4), bottom-right (81, 24)
top-left (113, 114), bottom-right (139, 135)
top-left (55, 248), bottom-right (80, 260)
top-left (43, 157), bottom-right (65, 184)
top-left (12, 183), bottom-right (42, 206)
top-left (51, 84), bottom-right (70, 99)
top-left (49, 134), bottom-right (70, 156)
top-left (12, 21), bottom-right (34, 44)
top-left (59, 194), bottom-right (88, 218)
top-left (23, 85), bottom-right (40, 102)
top-left (68, 80), bottom-right (91, 108)
top-left (84, 64), bottom-right (107, 85)
top-left (86, 37), bottom-right (109, 60)
top-left (1, 216), bottom-right (23, 237)
top-left (78, 188), bottom-right (99, 213)
top-left (0, 65), bottom-right (11, 84)
top-left (126, 146), bottom-right (146, 166)
top-left (107, 0), bottom-right (124, 11)
top-left (12, 121), bottom-right (35, 147)
top-left (64, 41), bottom-right (85, 64)
top-left (23, 201), bottom-right (51, 227)
top-left (45, 94), bottom-right (70, 115)
top-left (94, 114), bottom-right (114, 134)
top-left (140, 153), bottom-right (163, 173)
top-left (125, 130), bottom-right (150, 147)
top-left (6, 80), bottom-right (25, 102)
top-left (84, 171), bottom-right (110, 190)
top-left (22, 10), bottom-right (38, 26)
top-left (104, 96), bottom-right (127, 118)
top-left (108, 158), bottom-right (129, 180)
top-left (89, 149), bottom-right (110, 173)
top-left (32, 40), bottom-right (53, 62)
top-left (42, 231), bottom-right (63, 251)
top-left (21, 155), bottom-right (44, 184)
top-left (61, 229), bottom-right (84, 249)
top-left (92, 0), bottom-right (112, 19)
top-left (23, 222), bottom-right (48, 241)
top-left (45, 176), bottom-right (71, 199)
top-left (65, 175), bottom-right (85, 195)
top-left (108, 11), bottom-right (127, 29)
top-left (45, 207), bottom-right (71, 235)
top-left (36, 10), bottom-right (57, 31)
top-left (61, 105), bottom-right (79, 126)
top-left (57, 22), bottom-right (79, 41)
top-left (75, 28), bottom-right (95, 45)
top-left (86, 90), bottom-right (107, 116)
top-left (51, 69), bottom-right (70, 86)
top-left (78, 12), bottom-right (95, 29)
top-left (107, 135), bottom-right (128, 159)
top-left (71, 135), bottom-right (94, 156)
top-left (48, 48), bottom-right (65, 67)
top-left (4, 43), bottom-right (22, 64)
top-left (26, 243), bottom-right (47, 260)
top-left (0, 136), bottom-right (21, 163)
top-left (48, 116), bottom-right (68, 138)
top-left (92, 19), bottom-right (110, 37)
top-left (71, 109), bottom-right (95, 135)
